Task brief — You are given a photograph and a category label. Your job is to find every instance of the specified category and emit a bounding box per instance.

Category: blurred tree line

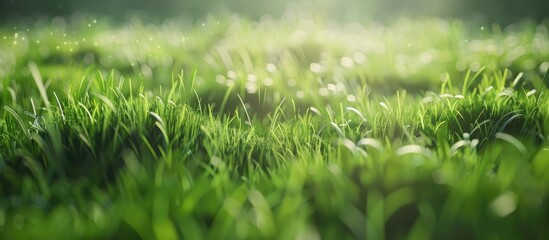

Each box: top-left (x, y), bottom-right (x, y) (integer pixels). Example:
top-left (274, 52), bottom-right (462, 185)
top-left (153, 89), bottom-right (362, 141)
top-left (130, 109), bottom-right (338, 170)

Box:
top-left (2, 0), bottom-right (548, 24)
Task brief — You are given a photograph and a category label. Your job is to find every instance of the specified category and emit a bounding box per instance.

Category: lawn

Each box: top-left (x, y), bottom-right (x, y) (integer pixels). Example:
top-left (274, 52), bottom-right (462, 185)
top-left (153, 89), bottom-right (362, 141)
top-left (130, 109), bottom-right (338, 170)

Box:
top-left (0, 14), bottom-right (549, 239)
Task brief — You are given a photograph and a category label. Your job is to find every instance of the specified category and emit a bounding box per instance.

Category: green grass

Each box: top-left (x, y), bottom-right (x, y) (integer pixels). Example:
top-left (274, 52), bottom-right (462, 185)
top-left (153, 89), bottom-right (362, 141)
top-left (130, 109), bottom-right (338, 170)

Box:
top-left (0, 14), bottom-right (549, 239)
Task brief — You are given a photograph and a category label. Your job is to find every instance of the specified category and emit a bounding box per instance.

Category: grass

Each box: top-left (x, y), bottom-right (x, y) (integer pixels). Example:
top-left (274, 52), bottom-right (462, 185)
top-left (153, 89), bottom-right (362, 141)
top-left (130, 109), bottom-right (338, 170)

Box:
top-left (0, 14), bottom-right (549, 239)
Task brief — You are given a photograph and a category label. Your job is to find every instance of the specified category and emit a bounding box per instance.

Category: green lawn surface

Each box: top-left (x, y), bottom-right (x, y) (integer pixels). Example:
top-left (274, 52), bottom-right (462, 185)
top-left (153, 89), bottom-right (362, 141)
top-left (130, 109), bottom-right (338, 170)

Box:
top-left (0, 15), bottom-right (548, 239)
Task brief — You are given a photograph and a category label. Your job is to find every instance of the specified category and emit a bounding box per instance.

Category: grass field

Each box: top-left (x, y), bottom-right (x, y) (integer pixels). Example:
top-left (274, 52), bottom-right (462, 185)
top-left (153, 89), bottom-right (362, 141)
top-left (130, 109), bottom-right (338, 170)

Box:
top-left (1, 14), bottom-right (549, 239)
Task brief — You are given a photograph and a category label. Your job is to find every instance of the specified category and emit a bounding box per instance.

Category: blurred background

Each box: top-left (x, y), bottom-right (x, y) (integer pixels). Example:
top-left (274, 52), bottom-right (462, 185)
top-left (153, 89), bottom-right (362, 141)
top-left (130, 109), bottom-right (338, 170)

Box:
top-left (2, 0), bottom-right (548, 24)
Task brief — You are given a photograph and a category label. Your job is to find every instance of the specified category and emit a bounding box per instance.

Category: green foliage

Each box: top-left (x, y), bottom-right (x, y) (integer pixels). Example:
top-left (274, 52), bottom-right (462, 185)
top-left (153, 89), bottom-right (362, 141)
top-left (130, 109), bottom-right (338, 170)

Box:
top-left (0, 15), bottom-right (548, 239)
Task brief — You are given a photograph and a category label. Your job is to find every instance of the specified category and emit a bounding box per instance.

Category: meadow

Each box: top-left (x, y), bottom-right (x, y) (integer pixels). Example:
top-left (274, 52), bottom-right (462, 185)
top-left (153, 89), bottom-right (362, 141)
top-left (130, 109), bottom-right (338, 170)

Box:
top-left (0, 14), bottom-right (549, 239)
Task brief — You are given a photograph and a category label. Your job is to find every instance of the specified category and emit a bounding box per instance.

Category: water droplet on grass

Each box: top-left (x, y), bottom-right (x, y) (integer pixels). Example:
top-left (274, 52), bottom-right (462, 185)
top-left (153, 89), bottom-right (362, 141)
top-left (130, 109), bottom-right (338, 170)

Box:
top-left (319, 88), bottom-right (329, 96)
top-left (216, 75), bottom-right (226, 84)
top-left (247, 74), bottom-right (257, 82)
top-left (296, 90), bottom-right (305, 99)
top-left (353, 52), bottom-right (366, 64)
top-left (340, 56), bottom-right (354, 68)
top-left (227, 70), bottom-right (237, 79)
top-left (347, 95), bottom-right (356, 102)
top-left (266, 63), bottom-right (277, 72)
top-left (310, 63), bottom-right (323, 73)
top-left (469, 62), bottom-right (481, 72)
top-left (455, 61), bottom-right (466, 71)
top-left (246, 82), bottom-right (257, 94)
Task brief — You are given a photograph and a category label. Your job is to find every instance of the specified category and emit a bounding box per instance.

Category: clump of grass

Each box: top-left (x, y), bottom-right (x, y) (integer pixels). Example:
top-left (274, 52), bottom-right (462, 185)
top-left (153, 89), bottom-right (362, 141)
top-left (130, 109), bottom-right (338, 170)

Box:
top-left (420, 71), bottom-right (547, 148)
